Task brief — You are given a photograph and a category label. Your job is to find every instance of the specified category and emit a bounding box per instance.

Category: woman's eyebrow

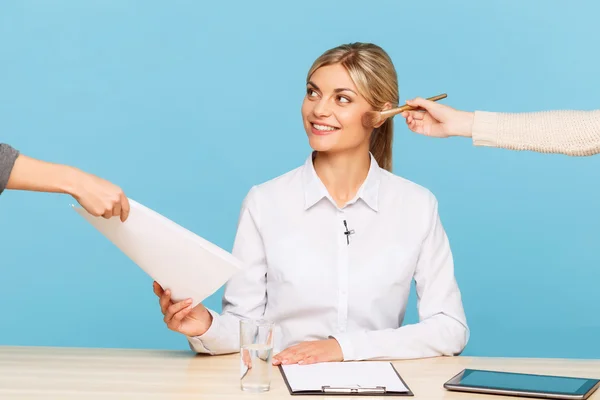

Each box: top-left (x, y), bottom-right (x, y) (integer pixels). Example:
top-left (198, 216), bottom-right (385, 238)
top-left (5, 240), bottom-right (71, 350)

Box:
top-left (334, 88), bottom-right (357, 95)
top-left (307, 81), bottom-right (357, 95)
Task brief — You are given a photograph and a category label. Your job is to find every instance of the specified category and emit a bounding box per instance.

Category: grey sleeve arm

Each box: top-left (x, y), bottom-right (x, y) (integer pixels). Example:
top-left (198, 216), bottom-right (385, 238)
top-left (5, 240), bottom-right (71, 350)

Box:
top-left (0, 143), bottom-right (20, 195)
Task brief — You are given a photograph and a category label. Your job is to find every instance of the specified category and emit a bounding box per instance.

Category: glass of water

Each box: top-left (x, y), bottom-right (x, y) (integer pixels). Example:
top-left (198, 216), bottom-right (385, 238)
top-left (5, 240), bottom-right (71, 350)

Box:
top-left (239, 318), bottom-right (274, 392)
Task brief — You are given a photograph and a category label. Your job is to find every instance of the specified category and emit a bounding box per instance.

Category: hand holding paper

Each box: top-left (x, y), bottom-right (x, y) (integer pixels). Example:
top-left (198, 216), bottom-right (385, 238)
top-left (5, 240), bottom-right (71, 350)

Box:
top-left (152, 281), bottom-right (214, 337)
top-left (73, 198), bottom-right (243, 307)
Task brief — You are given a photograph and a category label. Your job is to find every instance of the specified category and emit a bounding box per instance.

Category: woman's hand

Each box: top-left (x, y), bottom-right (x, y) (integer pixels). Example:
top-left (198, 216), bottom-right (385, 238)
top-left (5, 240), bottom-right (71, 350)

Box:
top-left (272, 339), bottom-right (343, 366)
top-left (153, 281), bottom-right (213, 337)
top-left (401, 97), bottom-right (474, 138)
top-left (70, 169), bottom-right (130, 222)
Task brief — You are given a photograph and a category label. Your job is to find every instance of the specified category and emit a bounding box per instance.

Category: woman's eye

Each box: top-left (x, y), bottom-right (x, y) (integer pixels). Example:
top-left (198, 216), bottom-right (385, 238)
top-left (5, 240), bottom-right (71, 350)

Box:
top-left (338, 96), bottom-right (350, 103)
top-left (307, 89), bottom-right (318, 97)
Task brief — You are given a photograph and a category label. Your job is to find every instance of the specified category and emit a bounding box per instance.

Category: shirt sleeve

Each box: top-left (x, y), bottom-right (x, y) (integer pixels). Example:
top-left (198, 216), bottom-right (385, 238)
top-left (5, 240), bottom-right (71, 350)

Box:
top-left (0, 143), bottom-right (20, 195)
top-left (187, 185), bottom-right (269, 355)
top-left (472, 109), bottom-right (600, 156)
top-left (331, 194), bottom-right (469, 361)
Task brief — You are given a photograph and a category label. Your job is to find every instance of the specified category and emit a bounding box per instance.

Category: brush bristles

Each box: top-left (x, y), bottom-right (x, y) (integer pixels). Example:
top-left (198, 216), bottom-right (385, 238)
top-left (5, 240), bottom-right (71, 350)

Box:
top-left (362, 111), bottom-right (382, 128)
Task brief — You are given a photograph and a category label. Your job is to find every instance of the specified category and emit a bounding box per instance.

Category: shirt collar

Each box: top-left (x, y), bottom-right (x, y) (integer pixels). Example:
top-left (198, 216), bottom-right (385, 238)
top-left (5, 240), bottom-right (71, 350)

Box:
top-left (302, 152), bottom-right (381, 212)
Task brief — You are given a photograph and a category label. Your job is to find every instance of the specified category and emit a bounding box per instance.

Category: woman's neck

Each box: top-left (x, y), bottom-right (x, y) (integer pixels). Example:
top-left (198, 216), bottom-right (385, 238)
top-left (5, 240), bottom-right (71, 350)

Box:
top-left (313, 148), bottom-right (371, 208)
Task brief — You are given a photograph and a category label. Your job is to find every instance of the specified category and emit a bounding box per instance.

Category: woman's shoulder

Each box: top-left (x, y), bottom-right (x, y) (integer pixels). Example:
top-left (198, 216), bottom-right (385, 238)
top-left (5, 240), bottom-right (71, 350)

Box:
top-left (241, 164), bottom-right (305, 207)
top-left (380, 168), bottom-right (436, 201)
top-left (377, 169), bottom-right (440, 215)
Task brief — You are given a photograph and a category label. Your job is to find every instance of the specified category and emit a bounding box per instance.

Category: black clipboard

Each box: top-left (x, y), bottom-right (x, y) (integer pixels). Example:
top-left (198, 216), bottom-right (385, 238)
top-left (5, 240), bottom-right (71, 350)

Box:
top-left (278, 363), bottom-right (414, 396)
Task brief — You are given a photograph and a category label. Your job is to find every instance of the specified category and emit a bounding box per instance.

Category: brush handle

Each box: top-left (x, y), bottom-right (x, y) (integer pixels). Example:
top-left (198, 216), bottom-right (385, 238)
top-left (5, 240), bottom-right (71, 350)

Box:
top-left (379, 93), bottom-right (447, 118)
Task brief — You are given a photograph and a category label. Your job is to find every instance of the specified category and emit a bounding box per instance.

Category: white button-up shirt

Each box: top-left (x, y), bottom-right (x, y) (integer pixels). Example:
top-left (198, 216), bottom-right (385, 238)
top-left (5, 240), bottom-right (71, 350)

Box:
top-left (189, 153), bottom-right (469, 361)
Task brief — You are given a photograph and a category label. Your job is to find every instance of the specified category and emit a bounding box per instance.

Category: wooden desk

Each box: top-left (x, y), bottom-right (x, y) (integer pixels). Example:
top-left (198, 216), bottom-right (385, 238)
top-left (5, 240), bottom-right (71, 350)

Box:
top-left (1, 346), bottom-right (599, 399)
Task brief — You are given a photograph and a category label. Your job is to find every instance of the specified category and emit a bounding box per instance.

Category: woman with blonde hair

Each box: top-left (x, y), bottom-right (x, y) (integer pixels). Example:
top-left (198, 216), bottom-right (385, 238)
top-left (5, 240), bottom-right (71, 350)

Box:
top-left (154, 42), bottom-right (469, 365)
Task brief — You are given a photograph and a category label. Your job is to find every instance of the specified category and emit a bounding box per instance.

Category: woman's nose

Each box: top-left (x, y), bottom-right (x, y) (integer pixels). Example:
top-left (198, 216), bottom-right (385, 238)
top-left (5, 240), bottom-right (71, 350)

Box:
top-left (312, 98), bottom-right (332, 118)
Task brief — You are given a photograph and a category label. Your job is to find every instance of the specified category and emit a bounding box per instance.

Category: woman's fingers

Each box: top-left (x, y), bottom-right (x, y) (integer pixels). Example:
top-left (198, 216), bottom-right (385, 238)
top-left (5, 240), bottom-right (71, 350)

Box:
top-left (159, 289), bottom-right (172, 315)
top-left (164, 299), bottom-right (193, 323)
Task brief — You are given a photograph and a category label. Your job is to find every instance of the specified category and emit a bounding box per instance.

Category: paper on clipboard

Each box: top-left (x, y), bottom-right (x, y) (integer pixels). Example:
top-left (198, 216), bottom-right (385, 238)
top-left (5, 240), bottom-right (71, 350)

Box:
top-left (73, 198), bottom-right (243, 306)
top-left (280, 361), bottom-right (412, 395)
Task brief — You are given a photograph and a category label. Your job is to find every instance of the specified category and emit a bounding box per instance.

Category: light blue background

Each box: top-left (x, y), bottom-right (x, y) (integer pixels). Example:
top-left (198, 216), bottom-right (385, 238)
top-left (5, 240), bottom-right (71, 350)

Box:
top-left (1, 0), bottom-right (599, 359)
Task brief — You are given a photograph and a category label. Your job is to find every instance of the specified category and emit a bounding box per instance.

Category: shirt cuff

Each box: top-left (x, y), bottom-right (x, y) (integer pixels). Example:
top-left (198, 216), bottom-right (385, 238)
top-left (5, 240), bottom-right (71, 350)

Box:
top-left (187, 308), bottom-right (221, 354)
top-left (471, 111), bottom-right (499, 147)
top-left (329, 333), bottom-right (357, 361)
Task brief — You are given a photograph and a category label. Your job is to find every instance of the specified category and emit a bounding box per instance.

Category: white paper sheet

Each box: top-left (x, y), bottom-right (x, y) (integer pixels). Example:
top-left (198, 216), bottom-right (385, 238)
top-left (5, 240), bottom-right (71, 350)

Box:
top-left (73, 198), bottom-right (243, 306)
top-left (281, 361), bottom-right (409, 393)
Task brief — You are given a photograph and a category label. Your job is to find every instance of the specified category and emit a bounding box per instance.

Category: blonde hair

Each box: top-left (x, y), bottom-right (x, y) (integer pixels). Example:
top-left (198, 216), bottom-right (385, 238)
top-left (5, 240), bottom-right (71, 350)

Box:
top-left (306, 42), bottom-right (399, 172)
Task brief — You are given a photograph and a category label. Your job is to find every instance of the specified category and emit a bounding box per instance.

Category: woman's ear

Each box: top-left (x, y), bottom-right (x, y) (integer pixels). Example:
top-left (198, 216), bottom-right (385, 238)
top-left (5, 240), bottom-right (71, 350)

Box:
top-left (373, 102), bottom-right (393, 128)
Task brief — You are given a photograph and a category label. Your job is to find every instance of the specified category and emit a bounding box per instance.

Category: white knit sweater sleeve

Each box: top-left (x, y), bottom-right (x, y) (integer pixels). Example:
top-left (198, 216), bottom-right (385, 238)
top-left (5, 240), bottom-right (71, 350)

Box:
top-left (471, 109), bottom-right (600, 156)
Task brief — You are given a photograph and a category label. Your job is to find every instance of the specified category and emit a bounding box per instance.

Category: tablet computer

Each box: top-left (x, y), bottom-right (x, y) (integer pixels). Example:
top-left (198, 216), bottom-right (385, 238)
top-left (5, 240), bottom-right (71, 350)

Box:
top-left (444, 368), bottom-right (600, 399)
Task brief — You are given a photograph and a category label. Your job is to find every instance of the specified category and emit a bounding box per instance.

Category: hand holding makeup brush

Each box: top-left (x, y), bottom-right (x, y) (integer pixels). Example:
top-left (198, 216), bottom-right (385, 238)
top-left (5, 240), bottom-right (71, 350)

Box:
top-left (400, 97), bottom-right (475, 138)
top-left (362, 94), bottom-right (452, 134)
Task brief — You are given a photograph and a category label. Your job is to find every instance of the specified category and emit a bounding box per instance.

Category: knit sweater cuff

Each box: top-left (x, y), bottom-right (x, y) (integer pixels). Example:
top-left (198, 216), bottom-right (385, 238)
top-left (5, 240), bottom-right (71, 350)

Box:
top-left (471, 111), bottom-right (499, 147)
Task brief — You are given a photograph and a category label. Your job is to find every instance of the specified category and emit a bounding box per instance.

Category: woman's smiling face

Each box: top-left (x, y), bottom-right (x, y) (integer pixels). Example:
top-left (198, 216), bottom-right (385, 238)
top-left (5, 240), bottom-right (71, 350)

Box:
top-left (301, 63), bottom-right (374, 154)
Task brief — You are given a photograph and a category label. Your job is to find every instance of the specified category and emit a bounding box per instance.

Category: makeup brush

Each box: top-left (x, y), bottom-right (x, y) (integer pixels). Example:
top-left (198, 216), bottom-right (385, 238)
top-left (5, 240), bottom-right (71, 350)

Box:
top-left (362, 93), bottom-right (448, 128)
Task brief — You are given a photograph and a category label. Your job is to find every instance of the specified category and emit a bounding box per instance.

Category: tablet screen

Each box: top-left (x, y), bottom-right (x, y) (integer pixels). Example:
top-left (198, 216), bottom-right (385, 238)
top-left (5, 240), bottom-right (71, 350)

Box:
top-left (458, 369), bottom-right (589, 394)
